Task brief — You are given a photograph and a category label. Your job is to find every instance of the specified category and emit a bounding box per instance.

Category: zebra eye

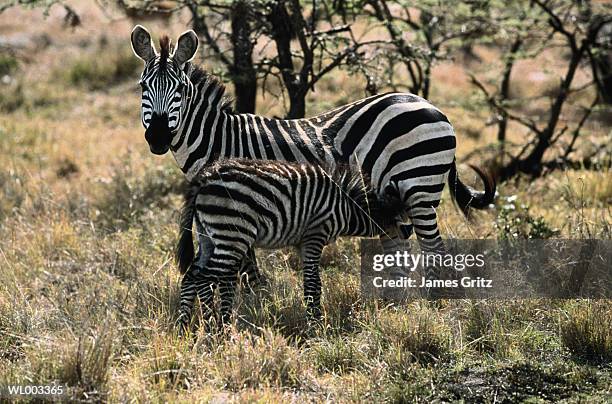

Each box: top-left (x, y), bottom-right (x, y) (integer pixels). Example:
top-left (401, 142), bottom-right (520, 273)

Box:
top-left (139, 81), bottom-right (147, 91)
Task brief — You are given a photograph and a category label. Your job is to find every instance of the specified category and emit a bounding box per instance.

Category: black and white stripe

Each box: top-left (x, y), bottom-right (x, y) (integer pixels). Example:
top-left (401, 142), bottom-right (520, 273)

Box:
top-left (131, 26), bottom-right (495, 297)
top-left (139, 59), bottom-right (183, 132)
top-left (175, 159), bottom-right (403, 329)
top-left (164, 69), bottom-right (493, 250)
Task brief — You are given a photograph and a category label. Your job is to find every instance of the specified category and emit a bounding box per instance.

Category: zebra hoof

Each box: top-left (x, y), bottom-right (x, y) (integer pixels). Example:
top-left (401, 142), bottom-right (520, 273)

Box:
top-left (239, 272), bottom-right (268, 291)
top-left (306, 309), bottom-right (323, 329)
top-left (175, 316), bottom-right (191, 336)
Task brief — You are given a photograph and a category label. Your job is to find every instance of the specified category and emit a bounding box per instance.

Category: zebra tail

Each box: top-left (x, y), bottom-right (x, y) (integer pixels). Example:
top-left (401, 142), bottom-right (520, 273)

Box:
top-left (176, 185), bottom-right (197, 274)
top-left (448, 159), bottom-right (496, 219)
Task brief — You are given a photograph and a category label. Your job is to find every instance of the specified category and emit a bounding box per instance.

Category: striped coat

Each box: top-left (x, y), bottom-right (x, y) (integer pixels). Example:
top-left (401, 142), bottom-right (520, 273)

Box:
top-left (130, 25), bottom-right (495, 293)
top-left (175, 159), bottom-right (403, 328)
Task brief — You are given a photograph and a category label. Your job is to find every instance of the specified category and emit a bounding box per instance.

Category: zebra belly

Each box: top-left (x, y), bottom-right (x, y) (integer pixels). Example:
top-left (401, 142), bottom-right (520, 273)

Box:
top-left (251, 220), bottom-right (314, 250)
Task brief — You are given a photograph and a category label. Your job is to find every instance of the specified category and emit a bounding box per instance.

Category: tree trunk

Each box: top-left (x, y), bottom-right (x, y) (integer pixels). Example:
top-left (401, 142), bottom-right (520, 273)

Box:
top-left (498, 37), bottom-right (523, 162)
top-left (288, 91), bottom-right (307, 119)
top-left (230, 1), bottom-right (257, 113)
top-left (268, 0), bottom-right (308, 118)
top-left (591, 21), bottom-right (612, 104)
top-left (498, 42), bottom-right (585, 181)
top-left (523, 45), bottom-right (583, 169)
top-left (592, 51), bottom-right (612, 104)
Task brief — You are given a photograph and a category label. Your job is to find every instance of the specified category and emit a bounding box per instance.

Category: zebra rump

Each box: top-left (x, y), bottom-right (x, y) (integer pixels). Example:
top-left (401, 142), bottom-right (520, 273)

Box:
top-left (175, 160), bottom-right (404, 274)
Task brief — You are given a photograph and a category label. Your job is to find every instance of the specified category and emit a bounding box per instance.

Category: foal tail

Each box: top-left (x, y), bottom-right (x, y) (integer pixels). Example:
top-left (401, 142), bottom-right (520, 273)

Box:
top-left (448, 159), bottom-right (496, 218)
top-left (175, 185), bottom-right (197, 274)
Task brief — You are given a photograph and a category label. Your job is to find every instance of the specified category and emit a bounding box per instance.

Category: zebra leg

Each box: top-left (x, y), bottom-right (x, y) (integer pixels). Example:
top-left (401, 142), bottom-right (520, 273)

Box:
top-left (377, 178), bottom-right (421, 298)
top-left (193, 268), bottom-right (218, 327)
top-left (177, 267), bottom-right (197, 334)
top-left (300, 239), bottom-right (324, 322)
top-left (196, 219), bottom-right (247, 285)
top-left (237, 247), bottom-right (262, 289)
top-left (379, 228), bottom-right (420, 300)
top-left (218, 273), bottom-right (237, 327)
top-left (200, 249), bottom-right (242, 329)
top-left (410, 209), bottom-right (445, 253)
top-left (410, 208), bottom-right (459, 299)
top-left (177, 232), bottom-right (214, 334)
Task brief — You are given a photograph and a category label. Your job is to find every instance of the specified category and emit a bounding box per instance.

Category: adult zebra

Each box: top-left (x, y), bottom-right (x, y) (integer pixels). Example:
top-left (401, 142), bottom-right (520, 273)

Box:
top-left (130, 25), bottom-right (494, 284)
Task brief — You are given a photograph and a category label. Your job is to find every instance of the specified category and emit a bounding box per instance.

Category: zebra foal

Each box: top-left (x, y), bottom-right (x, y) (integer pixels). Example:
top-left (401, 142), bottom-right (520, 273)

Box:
top-left (174, 159), bottom-right (404, 331)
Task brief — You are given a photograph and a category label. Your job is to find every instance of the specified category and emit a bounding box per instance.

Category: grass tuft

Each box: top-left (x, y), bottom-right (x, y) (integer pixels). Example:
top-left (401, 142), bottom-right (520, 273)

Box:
top-left (464, 301), bottom-right (515, 358)
top-left (27, 325), bottom-right (116, 400)
top-left (308, 335), bottom-right (366, 374)
top-left (560, 301), bottom-right (612, 363)
top-left (93, 162), bottom-right (184, 233)
top-left (371, 304), bottom-right (450, 365)
top-left (212, 328), bottom-right (309, 390)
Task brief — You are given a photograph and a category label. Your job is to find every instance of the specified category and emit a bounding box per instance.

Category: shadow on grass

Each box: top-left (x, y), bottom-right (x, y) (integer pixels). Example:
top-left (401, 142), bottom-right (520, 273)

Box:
top-left (438, 362), bottom-right (596, 403)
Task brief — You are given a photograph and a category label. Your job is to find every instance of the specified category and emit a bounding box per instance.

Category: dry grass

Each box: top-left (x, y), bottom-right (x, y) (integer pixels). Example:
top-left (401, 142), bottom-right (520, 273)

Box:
top-left (0, 2), bottom-right (610, 401)
top-left (561, 301), bottom-right (612, 363)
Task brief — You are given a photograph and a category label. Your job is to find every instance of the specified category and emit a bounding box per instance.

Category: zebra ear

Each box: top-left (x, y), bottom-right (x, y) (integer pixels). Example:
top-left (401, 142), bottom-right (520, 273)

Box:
top-left (174, 30), bottom-right (199, 66)
top-left (131, 25), bottom-right (156, 62)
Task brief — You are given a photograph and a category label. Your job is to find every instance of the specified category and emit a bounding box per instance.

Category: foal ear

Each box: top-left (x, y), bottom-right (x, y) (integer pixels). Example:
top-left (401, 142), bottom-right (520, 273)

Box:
top-left (174, 30), bottom-right (199, 66)
top-left (131, 25), bottom-right (156, 62)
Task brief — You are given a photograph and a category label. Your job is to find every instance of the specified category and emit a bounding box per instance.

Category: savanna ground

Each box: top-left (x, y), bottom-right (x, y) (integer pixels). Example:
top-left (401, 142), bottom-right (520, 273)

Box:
top-left (0, 2), bottom-right (611, 402)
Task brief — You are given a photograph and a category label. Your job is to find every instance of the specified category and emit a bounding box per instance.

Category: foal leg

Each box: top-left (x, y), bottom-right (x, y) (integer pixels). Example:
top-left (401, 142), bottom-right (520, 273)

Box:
top-left (193, 268), bottom-right (218, 328)
top-left (218, 273), bottom-right (237, 326)
top-left (177, 268), bottom-right (197, 334)
top-left (200, 248), bottom-right (242, 329)
top-left (196, 219), bottom-right (260, 290)
top-left (177, 233), bottom-right (214, 334)
top-left (300, 237), bottom-right (325, 322)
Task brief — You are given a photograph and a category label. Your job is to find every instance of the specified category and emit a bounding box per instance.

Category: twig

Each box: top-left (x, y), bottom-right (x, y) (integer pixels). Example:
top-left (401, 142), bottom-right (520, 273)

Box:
top-left (562, 96), bottom-right (600, 159)
top-left (469, 74), bottom-right (542, 135)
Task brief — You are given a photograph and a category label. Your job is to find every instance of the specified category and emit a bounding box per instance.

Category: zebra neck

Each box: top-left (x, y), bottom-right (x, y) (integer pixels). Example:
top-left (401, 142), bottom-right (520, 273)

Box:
top-left (170, 76), bottom-right (336, 180)
top-left (172, 82), bottom-right (233, 180)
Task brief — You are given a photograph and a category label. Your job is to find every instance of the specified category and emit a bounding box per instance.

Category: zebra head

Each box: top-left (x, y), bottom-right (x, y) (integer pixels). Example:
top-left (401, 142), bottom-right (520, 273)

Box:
top-left (131, 25), bottom-right (199, 155)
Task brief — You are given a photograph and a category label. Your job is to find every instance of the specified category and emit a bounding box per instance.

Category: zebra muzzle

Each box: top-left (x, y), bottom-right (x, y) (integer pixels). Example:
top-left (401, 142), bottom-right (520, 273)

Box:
top-left (145, 113), bottom-right (172, 155)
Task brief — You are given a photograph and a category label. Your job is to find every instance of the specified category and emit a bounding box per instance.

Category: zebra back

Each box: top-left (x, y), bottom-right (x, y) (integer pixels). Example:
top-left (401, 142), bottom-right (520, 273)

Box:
top-left (174, 159), bottom-right (405, 273)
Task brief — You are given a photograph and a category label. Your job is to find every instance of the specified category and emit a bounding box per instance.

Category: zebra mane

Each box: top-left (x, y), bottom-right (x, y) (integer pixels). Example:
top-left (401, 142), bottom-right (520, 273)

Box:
top-left (159, 35), bottom-right (172, 71)
top-left (332, 165), bottom-right (371, 211)
top-left (186, 63), bottom-right (234, 112)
